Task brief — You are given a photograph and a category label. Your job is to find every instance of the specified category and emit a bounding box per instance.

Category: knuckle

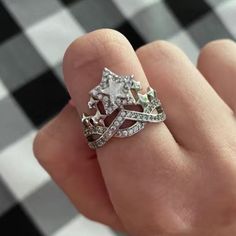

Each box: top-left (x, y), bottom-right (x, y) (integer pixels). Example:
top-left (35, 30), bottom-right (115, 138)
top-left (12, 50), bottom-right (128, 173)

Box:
top-left (136, 40), bottom-right (185, 63)
top-left (198, 39), bottom-right (234, 66)
top-left (137, 40), bottom-right (173, 52)
top-left (63, 29), bottom-right (129, 64)
top-left (201, 39), bottom-right (234, 54)
top-left (92, 28), bottom-right (129, 45)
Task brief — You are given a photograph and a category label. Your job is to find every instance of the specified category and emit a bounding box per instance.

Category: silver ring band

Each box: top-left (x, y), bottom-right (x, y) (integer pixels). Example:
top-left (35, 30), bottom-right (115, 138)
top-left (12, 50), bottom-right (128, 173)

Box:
top-left (81, 68), bottom-right (166, 149)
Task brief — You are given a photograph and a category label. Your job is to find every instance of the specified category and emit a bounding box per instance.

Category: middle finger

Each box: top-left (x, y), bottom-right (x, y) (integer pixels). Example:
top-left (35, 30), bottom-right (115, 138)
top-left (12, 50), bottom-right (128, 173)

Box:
top-left (137, 41), bottom-right (235, 152)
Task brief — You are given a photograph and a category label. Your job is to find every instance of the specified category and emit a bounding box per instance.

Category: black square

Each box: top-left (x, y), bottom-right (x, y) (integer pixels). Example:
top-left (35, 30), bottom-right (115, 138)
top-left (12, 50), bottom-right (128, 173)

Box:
top-left (0, 204), bottom-right (43, 236)
top-left (116, 21), bottom-right (146, 50)
top-left (164, 0), bottom-right (211, 27)
top-left (0, 2), bottom-right (21, 43)
top-left (12, 70), bottom-right (70, 127)
top-left (59, 0), bottom-right (80, 5)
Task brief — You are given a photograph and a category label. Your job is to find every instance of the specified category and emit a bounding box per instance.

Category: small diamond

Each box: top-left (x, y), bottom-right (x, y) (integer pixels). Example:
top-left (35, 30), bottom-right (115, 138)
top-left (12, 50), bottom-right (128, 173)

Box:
top-left (103, 72), bottom-right (109, 78)
top-left (99, 118), bottom-right (104, 124)
top-left (123, 88), bottom-right (128, 94)
top-left (114, 121), bottom-right (119, 126)
top-left (118, 116), bottom-right (123, 122)
top-left (121, 111), bottom-right (126, 117)
top-left (92, 90), bottom-right (98, 96)
top-left (123, 131), bottom-right (128, 136)
top-left (88, 102), bottom-right (93, 108)
top-left (126, 111), bottom-right (131, 117)
top-left (120, 81), bottom-right (124, 86)
top-left (111, 126), bottom-right (116, 131)
top-left (100, 82), bottom-right (106, 88)
top-left (102, 78), bottom-right (108, 85)
top-left (103, 96), bottom-right (109, 102)
top-left (97, 140), bottom-right (103, 146)
top-left (138, 114), bottom-right (142, 120)
top-left (98, 94), bottom-right (103, 99)
top-left (107, 107), bottom-right (113, 113)
top-left (116, 131), bottom-right (121, 136)
top-left (129, 129), bottom-right (133, 135)
top-left (116, 98), bottom-right (121, 104)
top-left (144, 114), bottom-right (148, 120)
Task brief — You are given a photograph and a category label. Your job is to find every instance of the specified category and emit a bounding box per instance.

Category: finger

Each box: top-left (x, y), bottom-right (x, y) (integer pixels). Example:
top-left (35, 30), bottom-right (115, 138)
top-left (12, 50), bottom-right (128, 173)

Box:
top-left (33, 104), bottom-right (123, 230)
top-left (63, 29), bottom-right (181, 234)
top-left (198, 39), bottom-right (236, 112)
top-left (136, 41), bottom-right (235, 151)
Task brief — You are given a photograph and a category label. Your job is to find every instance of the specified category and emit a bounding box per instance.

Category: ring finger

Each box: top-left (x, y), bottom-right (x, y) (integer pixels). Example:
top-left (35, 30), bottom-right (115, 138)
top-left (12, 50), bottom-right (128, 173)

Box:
top-left (198, 39), bottom-right (236, 113)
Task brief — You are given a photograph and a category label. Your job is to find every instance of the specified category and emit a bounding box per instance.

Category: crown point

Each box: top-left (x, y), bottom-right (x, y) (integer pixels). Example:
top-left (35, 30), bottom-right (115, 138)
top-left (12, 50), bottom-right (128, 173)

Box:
top-left (137, 93), bottom-right (149, 107)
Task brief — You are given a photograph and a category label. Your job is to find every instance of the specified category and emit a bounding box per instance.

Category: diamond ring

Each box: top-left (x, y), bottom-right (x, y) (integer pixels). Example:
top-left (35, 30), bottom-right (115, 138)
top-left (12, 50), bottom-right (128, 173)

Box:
top-left (81, 68), bottom-right (166, 149)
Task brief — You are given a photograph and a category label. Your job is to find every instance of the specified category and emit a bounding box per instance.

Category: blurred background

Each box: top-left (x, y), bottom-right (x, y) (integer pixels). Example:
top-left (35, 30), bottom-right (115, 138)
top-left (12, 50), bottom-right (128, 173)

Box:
top-left (0, 0), bottom-right (235, 235)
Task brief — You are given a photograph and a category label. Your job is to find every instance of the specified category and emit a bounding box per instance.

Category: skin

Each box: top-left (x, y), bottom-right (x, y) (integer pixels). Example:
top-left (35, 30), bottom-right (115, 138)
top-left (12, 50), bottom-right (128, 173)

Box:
top-left (33, 29), bottom-right (236, 235)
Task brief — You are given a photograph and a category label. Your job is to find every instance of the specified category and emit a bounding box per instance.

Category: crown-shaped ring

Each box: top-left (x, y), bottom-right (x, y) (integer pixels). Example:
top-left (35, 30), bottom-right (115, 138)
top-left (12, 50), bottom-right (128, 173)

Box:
top-left (81, 68), bottom-right (166, 149)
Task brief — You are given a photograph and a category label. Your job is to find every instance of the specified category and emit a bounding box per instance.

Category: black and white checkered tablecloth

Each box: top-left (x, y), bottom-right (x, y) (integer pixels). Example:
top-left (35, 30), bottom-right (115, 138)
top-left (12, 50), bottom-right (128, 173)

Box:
top-left (0, 0), bottom-right (235, 235)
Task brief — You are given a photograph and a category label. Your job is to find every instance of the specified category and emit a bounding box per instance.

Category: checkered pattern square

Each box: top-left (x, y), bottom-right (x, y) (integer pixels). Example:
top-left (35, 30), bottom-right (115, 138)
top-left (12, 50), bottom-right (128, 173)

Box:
top-left (12, 70), bottom-right (70, 127)
top-left (0, 131), bottom-right (49, 200)
top-left (26, 8), bottom-right (85, 66)
top-left (2, 0), bottom-right (63, 28)
top-left (0, 0), bottom-right (235, 235)
top-left (0, 34), bottom-right (48, 91)
top-left (23, 181), bottom-right (78, 235)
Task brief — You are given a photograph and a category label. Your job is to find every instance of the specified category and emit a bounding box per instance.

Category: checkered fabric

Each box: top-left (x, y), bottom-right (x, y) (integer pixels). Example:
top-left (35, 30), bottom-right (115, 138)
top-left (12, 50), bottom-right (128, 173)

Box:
top-left (0, 0), bottom-right (235, 235)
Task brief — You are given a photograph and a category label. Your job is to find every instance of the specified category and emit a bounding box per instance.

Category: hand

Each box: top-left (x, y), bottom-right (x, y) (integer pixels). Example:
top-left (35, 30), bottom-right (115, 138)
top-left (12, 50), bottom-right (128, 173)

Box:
top-left (33, 29), bottom-right (236, 236)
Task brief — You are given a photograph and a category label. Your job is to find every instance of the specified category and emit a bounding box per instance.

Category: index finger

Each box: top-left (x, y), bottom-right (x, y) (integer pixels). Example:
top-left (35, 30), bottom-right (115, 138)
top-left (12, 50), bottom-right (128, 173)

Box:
top-left (63, 29), bottom-right (179, 234)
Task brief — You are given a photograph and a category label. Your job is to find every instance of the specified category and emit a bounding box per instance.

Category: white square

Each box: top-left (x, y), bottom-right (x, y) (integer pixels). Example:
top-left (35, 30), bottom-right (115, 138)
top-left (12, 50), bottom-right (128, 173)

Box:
top-left (0, 79), bottom-right (8, 100)
top-left (52, 215), bottom-right (116, 236)
top-left (169, 31), bottom-right (199, 65)
top-left (26, 9), bottom-right (85, 66)
top-left (215, 0), bottom-right (236, 38)
top-left (0, 130), bottom-right (50, 200)
top-left (112, 0), bottom-right (160, 18)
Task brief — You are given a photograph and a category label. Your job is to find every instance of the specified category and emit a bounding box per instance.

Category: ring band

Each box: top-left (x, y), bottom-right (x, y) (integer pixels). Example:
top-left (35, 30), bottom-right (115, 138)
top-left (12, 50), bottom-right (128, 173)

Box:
top-left (81, 68), bottom-right (166, 149)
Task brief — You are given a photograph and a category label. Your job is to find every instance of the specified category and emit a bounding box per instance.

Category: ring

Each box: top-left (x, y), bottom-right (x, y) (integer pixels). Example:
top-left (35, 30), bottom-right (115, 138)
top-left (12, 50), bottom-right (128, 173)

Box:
top-left (81, 68), bottom-right (166, 149)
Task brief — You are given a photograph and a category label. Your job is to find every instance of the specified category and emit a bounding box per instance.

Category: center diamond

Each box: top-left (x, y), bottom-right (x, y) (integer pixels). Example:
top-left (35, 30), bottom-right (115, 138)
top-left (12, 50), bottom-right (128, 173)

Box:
top-left (89, 68), bottom-right (135, 114)
top-left (101, 79), bottom-right (127, 104)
